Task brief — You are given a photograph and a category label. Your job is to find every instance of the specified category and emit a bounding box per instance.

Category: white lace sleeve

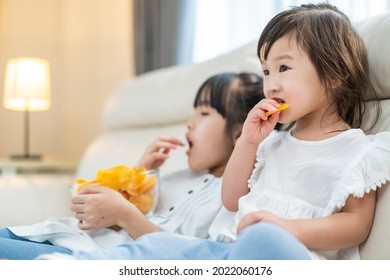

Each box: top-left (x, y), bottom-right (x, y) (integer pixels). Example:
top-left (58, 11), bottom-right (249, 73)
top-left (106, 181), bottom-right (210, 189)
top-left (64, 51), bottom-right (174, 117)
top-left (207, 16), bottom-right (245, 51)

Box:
top-left (247, 131), bottom-right (281, 189)
top-left (330, 131), bottom-right (390, 210)
top-left (247, 160), bottom-right (264, 189)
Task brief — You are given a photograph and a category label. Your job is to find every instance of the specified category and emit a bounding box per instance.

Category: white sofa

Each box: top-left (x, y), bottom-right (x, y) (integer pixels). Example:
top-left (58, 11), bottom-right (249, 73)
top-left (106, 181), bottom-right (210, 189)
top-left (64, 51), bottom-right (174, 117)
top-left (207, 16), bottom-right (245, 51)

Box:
top-left (0, 12), bottom-right (389, 259)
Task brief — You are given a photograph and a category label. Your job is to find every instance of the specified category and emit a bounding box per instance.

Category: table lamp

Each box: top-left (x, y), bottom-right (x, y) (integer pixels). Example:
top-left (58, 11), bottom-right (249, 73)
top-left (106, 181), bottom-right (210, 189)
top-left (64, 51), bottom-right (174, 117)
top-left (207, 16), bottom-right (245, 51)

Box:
top-left (3, 57), bottom-right (51, 160)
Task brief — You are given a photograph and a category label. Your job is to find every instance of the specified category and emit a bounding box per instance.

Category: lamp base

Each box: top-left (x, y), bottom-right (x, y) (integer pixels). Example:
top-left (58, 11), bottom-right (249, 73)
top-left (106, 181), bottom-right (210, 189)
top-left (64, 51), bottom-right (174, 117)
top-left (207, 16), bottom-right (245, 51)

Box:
top-left (9, 154), bottom-right (42, 161)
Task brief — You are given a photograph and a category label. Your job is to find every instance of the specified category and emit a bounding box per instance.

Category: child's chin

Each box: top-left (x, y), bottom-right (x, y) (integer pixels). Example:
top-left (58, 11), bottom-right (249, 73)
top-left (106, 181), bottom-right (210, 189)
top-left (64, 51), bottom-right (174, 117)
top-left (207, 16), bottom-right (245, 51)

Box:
top-left (188, 162), bottom-right (203, 173)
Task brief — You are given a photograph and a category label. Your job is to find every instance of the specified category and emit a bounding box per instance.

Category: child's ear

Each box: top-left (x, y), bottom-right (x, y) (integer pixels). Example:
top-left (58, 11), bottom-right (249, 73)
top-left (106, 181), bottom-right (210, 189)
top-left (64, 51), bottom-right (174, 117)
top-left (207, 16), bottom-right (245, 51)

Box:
top-left (232, 125), bottom-right (243, 145)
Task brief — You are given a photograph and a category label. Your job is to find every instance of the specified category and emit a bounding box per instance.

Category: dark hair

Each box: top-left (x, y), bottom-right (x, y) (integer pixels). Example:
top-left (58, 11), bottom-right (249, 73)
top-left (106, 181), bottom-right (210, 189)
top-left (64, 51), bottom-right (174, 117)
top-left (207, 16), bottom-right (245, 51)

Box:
top-left (194, 72), bottom-right (263, 144)
top-left (257, 2), bottom-right (379, 130)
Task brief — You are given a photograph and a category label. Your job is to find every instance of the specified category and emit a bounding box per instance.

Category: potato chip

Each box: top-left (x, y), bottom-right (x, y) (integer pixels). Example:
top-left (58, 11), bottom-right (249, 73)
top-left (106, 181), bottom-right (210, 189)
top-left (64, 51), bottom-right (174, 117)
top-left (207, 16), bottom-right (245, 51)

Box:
top-left (265, 103), bottom-right (289, 117)
top-left (75, 165), bottom-right (158, 215)
top-left (129, 192), bottom-right (154, 214)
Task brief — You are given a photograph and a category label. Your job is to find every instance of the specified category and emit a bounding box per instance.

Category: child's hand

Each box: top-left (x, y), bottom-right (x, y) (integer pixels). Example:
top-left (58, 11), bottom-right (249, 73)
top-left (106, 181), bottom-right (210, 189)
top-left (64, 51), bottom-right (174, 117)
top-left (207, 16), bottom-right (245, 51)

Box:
top-left (71, 185), bottom-right (137, 230)
top-left (137, 136), bottom-right (185, 170)
top-left (241, 99), bottom-right (282, 145)
top-left (237, 210), bottom-right (297, 238)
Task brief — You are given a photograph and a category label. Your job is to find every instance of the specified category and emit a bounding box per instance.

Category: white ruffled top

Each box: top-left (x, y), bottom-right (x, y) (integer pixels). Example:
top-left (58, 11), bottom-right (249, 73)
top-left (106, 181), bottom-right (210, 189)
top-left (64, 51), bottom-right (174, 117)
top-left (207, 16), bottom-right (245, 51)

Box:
top-left (231, 129), bottom-right (390, 260)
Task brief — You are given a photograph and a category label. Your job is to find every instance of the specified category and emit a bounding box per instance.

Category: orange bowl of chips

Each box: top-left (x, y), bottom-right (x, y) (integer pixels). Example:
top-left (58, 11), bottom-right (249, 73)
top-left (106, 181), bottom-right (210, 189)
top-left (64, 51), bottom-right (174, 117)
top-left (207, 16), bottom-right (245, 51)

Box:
top-left (74, 165), bottom-right (159, 217)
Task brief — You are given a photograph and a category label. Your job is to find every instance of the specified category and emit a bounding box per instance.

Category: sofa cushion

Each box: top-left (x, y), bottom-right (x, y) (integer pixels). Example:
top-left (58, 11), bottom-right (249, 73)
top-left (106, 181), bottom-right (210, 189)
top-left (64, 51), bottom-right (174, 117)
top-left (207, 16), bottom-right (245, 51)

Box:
top-left (0, 174), bottom-right (74, 227)
top-left (102, 41), bottom-right (261, 130)
top-left (356, 12), bottom-right (390, 259)
top-left (356, 12), bottom-right (390, 100)
top-left (76, 123), bottom-right (188, 180)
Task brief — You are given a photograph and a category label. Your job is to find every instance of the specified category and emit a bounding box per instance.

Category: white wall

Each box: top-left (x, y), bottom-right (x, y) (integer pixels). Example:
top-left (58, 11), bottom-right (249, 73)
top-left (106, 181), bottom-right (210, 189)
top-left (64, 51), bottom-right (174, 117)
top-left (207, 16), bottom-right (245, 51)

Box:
top-left (0, 0), bottom-right (133, 162)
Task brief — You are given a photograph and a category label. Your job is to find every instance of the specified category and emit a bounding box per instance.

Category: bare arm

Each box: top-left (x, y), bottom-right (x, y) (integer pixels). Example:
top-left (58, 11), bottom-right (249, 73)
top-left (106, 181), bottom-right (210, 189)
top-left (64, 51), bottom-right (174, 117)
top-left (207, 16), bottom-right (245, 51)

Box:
top-left (72, 186), bottom-right (161, 239)
top-left (296, 191), bottom-right (376, 250)
top-left (222, 99), bottom-right (281, 212)
top-left (237, 191), bottom-right (376, 250)
top-left (115, 199), bottom-right (161, 239)
top-left (221, 137), bottom-right (257, 211)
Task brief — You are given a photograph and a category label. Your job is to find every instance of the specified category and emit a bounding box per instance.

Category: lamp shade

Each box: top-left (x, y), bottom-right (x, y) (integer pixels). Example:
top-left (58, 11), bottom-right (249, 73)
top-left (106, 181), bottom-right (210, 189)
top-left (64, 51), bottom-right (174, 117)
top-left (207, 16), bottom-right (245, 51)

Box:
top-left (3, 57), bottom-right (51, 112)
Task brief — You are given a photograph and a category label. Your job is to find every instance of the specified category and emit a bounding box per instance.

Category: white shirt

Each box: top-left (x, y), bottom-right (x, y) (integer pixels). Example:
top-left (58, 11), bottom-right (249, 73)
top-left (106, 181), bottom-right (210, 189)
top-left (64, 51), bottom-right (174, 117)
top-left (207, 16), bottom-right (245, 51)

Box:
top-left (150, 168), bottom-right (222, 237)
top-left (8, 168), bottom-right (223, 251)
top-left (218, 129), bottom-right (390, 260)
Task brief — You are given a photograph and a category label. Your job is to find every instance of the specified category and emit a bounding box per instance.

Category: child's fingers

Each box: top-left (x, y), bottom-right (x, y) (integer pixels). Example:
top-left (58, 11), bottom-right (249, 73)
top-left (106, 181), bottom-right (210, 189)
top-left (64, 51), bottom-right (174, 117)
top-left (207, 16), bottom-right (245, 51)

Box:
top-left (237, 213), bottom-right (262, 234)
top-left (147, 139), bottom-right (184, 155)
top-left (150, 152), bottom-right (170, 161)
top-left (77, 219), bottom-right (92, 230)
top-left (237, 220), bottom-right (259, 235)
top-left (71, 194), bottom-right (86, 205)
top-left (158, 136), bottom-right (185, 146)
top-left (268, 110), bottom-right (281, 125)
top-left (265, 103), bottom-right (289, 117)
top-left (70, 203), bottom-right (83, 213)
top-left (260, 101), bottom-right (283, 118)
top-left (77, 185), bottom-right (103, 195)
top-left (155, 140), bottom-right (181, 151)
top-left (250, 99), bottom-right (280, 120)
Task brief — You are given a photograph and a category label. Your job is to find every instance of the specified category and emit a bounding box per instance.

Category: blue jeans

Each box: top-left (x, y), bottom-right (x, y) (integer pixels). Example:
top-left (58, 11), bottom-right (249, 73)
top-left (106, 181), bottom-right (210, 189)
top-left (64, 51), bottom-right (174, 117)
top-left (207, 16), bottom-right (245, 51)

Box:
top-left (0, 228), bottom-right (72, 260)
top-left (70, 223), bottom-right (310, 260)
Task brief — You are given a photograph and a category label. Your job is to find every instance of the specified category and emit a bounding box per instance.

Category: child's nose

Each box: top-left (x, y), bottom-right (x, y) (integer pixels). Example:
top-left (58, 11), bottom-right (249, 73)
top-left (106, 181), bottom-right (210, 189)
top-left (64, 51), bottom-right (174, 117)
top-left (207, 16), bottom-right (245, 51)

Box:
top-left (265, 76), bottom-right (282, 96)
top-left (186, 118), bottom-right (193, 129)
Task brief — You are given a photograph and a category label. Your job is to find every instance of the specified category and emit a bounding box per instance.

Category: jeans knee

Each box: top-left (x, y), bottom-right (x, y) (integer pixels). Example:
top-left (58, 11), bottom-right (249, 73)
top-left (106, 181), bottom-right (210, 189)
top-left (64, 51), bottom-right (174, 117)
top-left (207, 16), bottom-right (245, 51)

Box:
top-left (0, 228), bottom-right (13, 239)
top-left (136, 231), bottom-right (171, 243)
top-left (235, 222), bottom-right (309, 260)
top-left (240, 222), bottom-right (285, 243)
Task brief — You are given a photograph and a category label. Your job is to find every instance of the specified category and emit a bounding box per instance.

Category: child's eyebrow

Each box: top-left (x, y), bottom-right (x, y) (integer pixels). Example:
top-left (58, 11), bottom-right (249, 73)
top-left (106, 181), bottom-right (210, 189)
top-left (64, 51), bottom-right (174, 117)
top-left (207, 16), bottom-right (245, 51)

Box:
top-left (261, 54), bottom-right (293, 65)
top-left (260, 51), bottom-right (294, 65)
top-left (275, 54), bottom-right (293, 60)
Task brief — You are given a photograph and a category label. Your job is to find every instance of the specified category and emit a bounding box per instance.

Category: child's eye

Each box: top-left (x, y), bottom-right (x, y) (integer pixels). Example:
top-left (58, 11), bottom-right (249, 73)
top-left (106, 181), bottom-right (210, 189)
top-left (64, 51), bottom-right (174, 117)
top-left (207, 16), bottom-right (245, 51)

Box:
top-left (201, 112), bottom-right (209, 116)
top-left (279, 65), bottom-right (290, 72)
top-left (263, 69), bottom-right (270, 76)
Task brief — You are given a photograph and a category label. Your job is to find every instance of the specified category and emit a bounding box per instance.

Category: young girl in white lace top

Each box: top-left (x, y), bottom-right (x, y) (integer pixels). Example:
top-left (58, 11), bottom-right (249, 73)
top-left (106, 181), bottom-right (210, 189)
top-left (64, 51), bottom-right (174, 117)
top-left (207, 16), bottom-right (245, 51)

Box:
top-left (38, 3), bottom-right (390, 260)
top-left (220, 3), bottom-right (390, 259)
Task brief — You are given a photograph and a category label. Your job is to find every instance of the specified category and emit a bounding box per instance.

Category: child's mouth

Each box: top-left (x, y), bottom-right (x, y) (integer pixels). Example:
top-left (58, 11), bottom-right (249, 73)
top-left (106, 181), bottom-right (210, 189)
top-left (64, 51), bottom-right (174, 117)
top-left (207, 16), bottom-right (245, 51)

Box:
top-left (265, 98), bottom-right (289, 117)
top-left (186, 137), bottom-right (193, 155)
top-left (272, 98), bottom-right (286, 104)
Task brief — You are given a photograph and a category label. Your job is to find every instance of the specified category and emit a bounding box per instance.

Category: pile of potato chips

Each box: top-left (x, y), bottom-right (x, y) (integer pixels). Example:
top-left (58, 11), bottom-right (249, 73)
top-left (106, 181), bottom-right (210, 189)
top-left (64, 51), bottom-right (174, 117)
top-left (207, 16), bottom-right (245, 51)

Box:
top-left (76, 165), bottom-right (157, 214)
